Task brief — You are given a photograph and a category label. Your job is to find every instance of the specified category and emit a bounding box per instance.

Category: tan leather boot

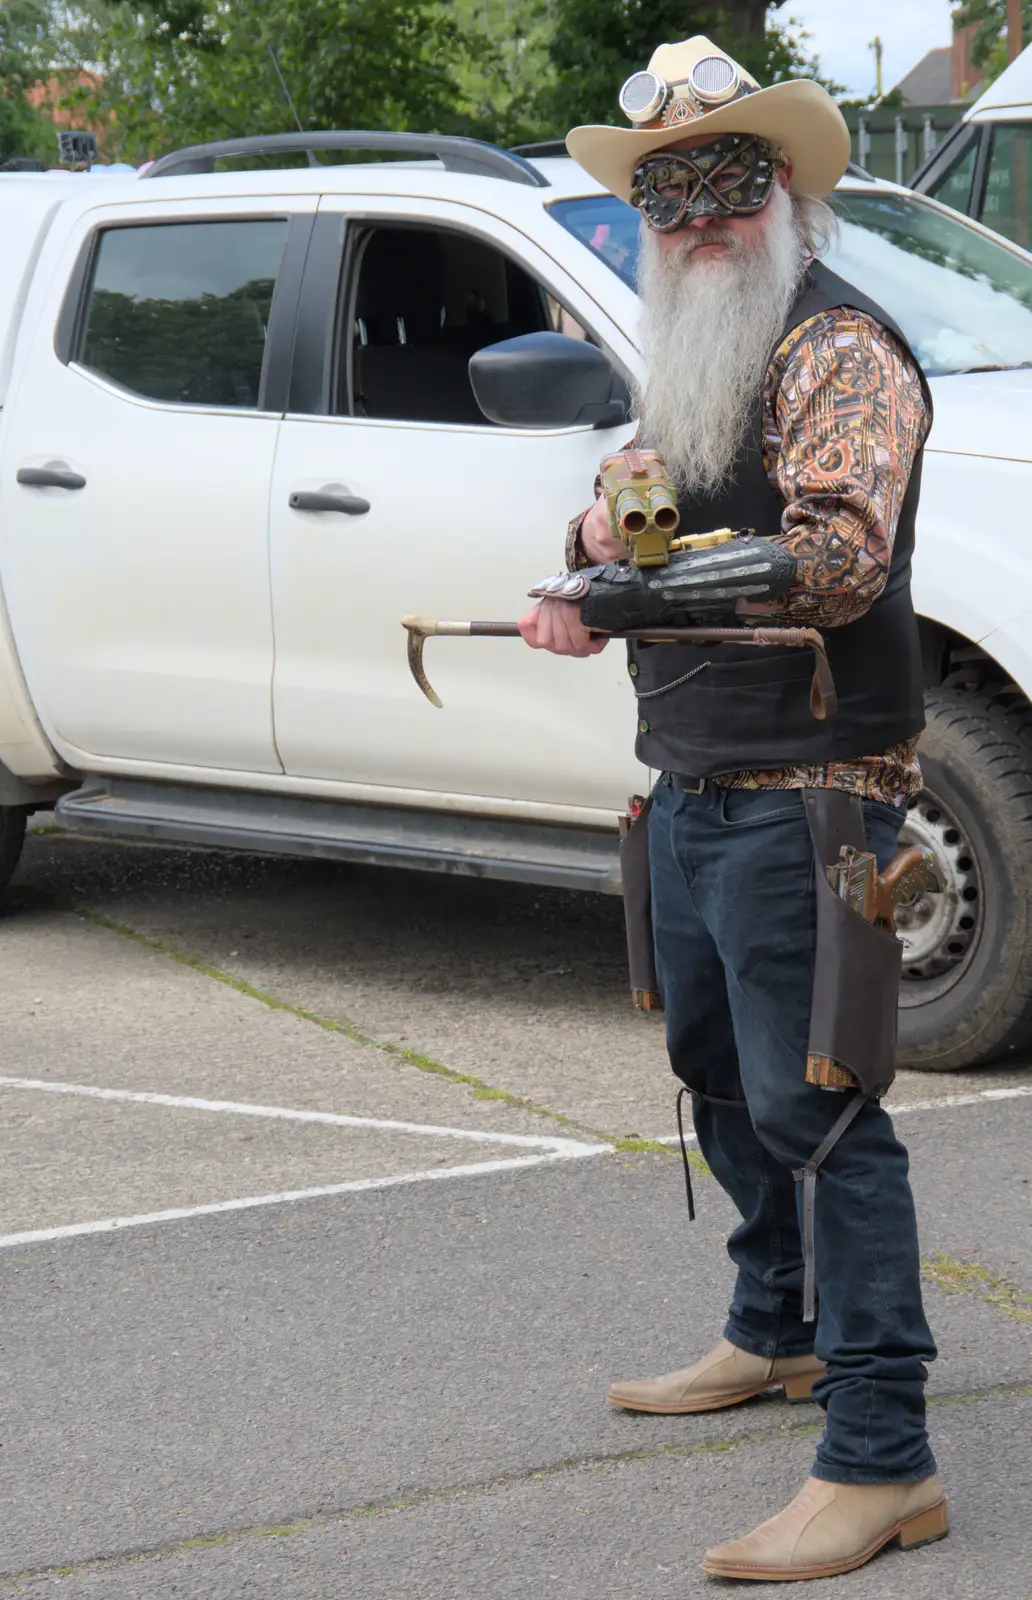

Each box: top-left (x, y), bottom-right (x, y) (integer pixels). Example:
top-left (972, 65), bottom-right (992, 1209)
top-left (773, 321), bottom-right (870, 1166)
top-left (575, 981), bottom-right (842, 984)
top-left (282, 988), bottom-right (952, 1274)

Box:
top-left (702, 1474), bottom-right (949, 1581)
top-left (606, 1338), bottom-right (824, 1414)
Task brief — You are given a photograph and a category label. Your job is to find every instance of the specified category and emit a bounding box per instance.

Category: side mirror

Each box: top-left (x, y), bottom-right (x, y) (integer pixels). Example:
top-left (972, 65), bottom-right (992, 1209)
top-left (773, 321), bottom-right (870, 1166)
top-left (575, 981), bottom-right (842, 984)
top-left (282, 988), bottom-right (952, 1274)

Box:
top-left (469, 331), bottom-right (632, 430)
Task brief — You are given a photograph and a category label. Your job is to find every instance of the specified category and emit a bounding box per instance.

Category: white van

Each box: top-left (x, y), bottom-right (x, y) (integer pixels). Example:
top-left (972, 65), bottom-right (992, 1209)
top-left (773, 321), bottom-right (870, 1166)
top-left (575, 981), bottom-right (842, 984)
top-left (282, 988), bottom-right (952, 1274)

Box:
top-left (913, 42), bottom-right (1032, 251)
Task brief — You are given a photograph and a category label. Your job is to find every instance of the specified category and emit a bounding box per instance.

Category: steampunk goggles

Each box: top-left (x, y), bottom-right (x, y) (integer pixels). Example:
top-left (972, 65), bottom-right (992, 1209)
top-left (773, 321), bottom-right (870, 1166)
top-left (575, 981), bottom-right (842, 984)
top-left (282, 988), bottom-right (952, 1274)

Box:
top-left (618, 54), bottom-right (751, 128)
top-left (630, 135), bottom-right (785, 234)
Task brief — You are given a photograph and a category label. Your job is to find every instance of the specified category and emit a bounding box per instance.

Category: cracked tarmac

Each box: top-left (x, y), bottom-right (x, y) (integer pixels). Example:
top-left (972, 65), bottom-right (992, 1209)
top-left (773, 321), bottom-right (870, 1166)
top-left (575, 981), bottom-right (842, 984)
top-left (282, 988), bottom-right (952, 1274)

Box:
top-left (2, 833), bottom-right (1031, 1596)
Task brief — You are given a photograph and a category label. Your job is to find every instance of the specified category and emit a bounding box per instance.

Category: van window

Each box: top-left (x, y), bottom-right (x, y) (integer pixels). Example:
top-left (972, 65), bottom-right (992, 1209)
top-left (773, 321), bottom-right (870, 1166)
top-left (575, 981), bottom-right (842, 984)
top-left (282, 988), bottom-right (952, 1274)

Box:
top-left (926, 131), bottom-right (980, 219)
top-left (78, 219), bottom-right (288, 407)
top-left (980, 124), bottom-right (1032, 251)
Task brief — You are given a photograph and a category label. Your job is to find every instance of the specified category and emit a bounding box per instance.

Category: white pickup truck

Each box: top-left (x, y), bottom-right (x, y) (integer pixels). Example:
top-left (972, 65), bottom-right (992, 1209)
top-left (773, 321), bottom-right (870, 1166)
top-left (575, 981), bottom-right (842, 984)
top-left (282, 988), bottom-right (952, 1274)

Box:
top-left (3, 131), bottom-right (1032, 1074)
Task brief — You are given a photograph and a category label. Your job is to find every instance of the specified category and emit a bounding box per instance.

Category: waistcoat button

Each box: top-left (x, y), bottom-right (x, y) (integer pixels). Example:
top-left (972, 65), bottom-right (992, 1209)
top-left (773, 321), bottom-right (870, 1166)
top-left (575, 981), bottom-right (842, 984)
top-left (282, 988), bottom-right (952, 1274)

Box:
top-left (628, 663), bottom-right (639, 677)
top-left (638, 719), bottom-right (649, 733)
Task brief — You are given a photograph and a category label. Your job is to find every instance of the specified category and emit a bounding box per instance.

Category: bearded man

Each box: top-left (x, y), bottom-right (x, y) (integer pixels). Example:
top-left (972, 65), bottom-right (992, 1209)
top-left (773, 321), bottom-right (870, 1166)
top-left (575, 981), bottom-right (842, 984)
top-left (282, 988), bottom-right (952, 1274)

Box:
top-left (519, 36), bottom-right (948, 1584)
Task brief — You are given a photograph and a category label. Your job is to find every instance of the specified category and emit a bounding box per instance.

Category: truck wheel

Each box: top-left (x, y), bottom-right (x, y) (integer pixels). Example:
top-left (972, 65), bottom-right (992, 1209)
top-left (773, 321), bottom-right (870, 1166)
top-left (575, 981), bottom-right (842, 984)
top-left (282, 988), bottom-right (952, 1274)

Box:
top-left (0, 806), bottom-right (27, 900)
top-left (897, 689), bottom-right (1032, 1070)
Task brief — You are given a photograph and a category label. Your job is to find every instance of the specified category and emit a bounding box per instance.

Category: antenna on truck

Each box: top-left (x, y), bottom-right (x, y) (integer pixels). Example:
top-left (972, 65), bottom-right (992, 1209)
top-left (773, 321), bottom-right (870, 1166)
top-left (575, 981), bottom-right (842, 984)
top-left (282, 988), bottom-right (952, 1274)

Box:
top-left (267, 44), bottom-right (320, 166)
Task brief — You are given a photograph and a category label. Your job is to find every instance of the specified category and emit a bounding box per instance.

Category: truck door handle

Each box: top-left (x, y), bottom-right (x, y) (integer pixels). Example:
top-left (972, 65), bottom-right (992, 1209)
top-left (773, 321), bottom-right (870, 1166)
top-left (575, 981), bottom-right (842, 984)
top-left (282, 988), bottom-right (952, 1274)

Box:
top-left (289, 490), bottom-right (370, 515)
top-left (17, 467), bottom-right (87, 491)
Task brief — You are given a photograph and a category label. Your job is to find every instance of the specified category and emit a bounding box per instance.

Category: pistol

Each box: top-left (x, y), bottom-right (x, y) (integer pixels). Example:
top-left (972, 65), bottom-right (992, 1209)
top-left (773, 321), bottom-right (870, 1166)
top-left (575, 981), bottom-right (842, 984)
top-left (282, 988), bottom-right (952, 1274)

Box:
top-left (808, 843), bottom-right (946, 1089)
top-left (600, 449), bottom-right (680, 567)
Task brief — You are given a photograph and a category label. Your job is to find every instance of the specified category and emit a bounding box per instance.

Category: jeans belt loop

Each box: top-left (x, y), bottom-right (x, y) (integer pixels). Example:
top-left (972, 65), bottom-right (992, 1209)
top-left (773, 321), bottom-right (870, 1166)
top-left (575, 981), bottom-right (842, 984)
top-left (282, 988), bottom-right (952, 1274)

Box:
top-left (672, 773), bottom-right (707, 795)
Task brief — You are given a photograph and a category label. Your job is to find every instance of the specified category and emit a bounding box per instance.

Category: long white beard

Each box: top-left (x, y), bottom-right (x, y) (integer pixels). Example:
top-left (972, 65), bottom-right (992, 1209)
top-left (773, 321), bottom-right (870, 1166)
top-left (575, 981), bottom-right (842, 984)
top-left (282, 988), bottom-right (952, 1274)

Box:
top-left (636, 183), bottom-right (807, 497)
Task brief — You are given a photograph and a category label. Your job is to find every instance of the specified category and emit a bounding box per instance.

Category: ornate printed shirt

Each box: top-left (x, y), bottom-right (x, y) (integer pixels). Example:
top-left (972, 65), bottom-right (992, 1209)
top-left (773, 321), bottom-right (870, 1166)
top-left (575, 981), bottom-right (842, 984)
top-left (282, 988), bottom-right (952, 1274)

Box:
top-left (565, 306), bottom-right (932, 808)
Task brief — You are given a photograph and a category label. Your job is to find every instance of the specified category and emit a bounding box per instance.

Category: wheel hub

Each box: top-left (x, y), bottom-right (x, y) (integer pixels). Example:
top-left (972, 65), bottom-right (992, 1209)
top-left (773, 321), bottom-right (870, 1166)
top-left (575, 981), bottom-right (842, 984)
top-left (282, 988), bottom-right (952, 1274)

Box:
top-left (897, 790), bottom-right (981, 1001)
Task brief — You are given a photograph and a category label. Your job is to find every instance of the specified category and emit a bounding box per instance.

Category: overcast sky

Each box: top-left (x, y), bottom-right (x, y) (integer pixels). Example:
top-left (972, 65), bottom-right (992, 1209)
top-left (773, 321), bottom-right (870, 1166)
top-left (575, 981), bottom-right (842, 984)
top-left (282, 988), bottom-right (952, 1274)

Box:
top-left (784, 1), bottom-right (956, 99)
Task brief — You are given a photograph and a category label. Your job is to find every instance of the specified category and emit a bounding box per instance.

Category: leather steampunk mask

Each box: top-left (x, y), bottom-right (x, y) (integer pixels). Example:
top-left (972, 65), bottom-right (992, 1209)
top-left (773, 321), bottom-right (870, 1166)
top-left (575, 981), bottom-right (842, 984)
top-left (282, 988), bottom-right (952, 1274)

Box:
top-left (630, 134), bottom-right (785, 233)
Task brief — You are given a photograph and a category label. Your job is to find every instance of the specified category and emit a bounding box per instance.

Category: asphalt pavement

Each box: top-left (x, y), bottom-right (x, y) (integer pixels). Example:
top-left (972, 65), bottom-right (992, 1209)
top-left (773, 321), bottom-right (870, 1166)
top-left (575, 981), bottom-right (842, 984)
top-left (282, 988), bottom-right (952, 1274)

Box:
top-left (2, 830), bottom-right (1030, 1597)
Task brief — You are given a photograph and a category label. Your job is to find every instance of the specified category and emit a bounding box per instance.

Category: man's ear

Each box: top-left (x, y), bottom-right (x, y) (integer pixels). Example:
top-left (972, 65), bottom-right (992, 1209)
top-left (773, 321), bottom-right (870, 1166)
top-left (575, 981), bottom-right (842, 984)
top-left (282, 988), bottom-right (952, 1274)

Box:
top-left (776, 164), bottom-right (793, 192)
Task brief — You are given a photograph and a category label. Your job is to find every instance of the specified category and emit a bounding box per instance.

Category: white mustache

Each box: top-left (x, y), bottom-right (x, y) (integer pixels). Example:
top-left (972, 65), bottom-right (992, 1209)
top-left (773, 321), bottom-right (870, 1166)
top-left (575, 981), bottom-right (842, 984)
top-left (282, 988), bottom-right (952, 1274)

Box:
top-left (681, 227), bottom-right (742, 256)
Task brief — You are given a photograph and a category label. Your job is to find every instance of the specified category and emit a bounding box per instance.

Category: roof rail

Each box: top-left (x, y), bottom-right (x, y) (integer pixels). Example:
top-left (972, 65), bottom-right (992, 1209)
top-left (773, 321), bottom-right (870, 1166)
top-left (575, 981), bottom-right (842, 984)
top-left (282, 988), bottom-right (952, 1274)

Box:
top-left (142, 130), bottom-right (550, 187)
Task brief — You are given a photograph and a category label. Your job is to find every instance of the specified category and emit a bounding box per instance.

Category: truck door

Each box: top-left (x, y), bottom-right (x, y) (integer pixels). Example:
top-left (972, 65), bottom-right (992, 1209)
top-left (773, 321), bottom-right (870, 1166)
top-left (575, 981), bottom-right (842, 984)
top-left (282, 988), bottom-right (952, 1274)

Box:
top-left (0, 196), bottom-right (315, 774)
top-left (268, 197), bottom-right (645, 814)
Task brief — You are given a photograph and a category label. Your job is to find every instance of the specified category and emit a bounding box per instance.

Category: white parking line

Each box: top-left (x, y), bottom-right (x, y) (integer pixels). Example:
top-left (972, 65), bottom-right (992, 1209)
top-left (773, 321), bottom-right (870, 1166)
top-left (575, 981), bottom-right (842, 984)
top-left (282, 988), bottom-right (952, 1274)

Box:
top-left (0, 1076), bottom-right (598, 1154)
top-left (650, 1083), bottom-right (1032, 1144)
top-left (0, 1152), bottom-right (599, 1250)
top-left (0, 1075), bottom-right (610, 1250)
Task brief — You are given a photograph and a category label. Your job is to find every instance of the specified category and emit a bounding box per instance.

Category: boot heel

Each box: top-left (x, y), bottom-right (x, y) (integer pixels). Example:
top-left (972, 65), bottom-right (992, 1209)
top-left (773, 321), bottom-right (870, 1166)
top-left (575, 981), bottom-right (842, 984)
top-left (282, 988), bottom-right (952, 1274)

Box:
top-left (897, 1499), bottom-right (950, 1549)
top-left (782, 1372), bottom-right (819, 1403)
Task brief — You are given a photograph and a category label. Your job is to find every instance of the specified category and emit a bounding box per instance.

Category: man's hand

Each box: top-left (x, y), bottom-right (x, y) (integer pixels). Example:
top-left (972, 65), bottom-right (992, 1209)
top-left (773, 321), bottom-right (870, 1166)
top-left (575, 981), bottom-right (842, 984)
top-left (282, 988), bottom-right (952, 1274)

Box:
top-left (518, 598), bottom-right (608, 657)
top-left (519, 495), bottom-right (628, 656)
top-left (580, 494), bottom-right (627, 565)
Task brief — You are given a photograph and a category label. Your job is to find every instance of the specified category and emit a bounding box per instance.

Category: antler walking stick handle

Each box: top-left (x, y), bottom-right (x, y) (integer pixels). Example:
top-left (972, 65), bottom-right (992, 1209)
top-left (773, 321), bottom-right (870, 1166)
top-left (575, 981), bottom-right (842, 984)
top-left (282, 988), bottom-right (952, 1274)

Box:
top-left (400, 615), bottom-right (835, 718)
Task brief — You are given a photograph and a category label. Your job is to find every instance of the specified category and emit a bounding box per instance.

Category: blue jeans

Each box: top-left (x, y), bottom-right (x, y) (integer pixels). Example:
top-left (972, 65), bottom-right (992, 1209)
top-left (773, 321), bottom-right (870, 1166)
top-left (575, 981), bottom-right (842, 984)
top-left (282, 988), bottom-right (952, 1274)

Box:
top-left (649, 777), bottom-right (937, 1485)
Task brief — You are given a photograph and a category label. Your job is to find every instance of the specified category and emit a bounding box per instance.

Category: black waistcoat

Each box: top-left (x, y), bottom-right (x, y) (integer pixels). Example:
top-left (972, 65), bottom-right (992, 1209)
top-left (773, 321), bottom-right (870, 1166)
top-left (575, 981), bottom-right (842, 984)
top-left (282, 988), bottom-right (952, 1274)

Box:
top-left (628, 261), bottom-right (929, 777)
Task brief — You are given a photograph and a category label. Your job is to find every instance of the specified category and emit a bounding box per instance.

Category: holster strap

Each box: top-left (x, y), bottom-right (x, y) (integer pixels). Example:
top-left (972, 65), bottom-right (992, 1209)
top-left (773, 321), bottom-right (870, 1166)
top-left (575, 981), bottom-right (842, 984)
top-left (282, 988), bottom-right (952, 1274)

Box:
top-left (793, 1090), bottom-right (872, 1323)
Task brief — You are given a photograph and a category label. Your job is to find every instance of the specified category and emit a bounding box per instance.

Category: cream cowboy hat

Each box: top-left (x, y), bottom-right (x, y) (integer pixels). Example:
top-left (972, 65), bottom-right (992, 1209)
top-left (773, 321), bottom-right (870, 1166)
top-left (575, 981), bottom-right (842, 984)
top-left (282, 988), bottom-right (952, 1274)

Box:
top-left (566, 35), bottom-right (850, 203)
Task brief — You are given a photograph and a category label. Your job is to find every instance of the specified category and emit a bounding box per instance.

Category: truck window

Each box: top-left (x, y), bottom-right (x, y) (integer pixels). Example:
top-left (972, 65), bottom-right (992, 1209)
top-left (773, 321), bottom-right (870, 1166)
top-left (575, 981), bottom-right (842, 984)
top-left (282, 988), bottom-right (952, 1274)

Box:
top-left (980, 124), bottom-right (1032, 251)
top-left (341, 224), bottom-right (586, 425)
top-left (77, 219), bottom-right (288, 408)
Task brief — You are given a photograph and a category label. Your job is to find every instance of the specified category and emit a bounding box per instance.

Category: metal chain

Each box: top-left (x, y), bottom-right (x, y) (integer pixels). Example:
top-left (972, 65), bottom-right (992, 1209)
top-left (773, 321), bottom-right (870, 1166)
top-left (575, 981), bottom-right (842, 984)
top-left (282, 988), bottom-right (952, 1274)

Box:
top-left (634, 661), bottom-right (712, 700)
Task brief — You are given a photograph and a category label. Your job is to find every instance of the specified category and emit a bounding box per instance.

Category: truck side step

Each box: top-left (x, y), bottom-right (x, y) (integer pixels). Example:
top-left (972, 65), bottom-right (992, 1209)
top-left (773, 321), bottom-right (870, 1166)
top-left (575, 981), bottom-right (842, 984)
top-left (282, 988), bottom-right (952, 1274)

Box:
top-left (55, 778), bottom-right (623, 894)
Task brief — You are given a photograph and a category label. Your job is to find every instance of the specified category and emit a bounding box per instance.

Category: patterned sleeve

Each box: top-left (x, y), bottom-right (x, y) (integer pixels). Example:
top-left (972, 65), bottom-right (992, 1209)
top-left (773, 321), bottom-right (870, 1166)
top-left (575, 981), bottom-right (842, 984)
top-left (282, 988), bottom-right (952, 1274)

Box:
top-left (565, 504), bottom-right (596, 571)
top-left (755, 310), bottom-right (931, 628)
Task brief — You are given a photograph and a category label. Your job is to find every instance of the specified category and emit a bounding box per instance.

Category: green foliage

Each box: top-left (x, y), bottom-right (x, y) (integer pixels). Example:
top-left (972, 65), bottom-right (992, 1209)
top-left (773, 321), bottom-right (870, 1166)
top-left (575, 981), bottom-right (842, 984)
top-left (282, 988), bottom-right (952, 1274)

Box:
top-left (53, 0), bottom-right (471, 164)
top-left (44, 0), bottom-right (839, 163)
top-left (451, 0), bottom-right (556, 145)
top-left (953, 0), bottom-right (1031, 83)
top-left (531, 2), bottom-right (839, 139)
top-left (0, 0), bottom-right (58, 165)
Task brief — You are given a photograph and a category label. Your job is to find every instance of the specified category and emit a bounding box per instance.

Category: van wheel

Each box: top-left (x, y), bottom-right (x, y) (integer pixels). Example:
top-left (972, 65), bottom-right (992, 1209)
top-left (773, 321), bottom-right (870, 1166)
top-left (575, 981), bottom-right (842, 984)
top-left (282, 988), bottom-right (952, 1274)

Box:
top-left (897, 689), bottom-right (1032, 1070)
top-left (0, 806), bottom-right (27, 900)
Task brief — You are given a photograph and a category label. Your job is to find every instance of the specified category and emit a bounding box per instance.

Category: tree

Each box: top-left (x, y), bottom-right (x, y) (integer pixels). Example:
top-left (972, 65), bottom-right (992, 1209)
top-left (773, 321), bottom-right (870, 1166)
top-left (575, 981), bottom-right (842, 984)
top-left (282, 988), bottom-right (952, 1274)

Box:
top-left (532, 2), bottom-right (836, 139)
top-left (451, 0), bottom-right (555, 145)
top-left (953, 1), bottom-right (1031, 83)
top-left (53, 0), bottom-right (472, 165)
top-left (0, 0), bottom-right (58, 165)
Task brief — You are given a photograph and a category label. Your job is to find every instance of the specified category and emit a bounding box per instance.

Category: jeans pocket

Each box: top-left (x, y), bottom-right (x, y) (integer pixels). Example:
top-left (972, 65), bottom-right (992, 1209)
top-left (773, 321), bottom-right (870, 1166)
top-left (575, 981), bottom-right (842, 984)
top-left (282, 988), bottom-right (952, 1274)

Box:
top-left (860, 799), bottom-right (906, 868)
top-left (718, 787), bottom-right (806, 828)
top-left (861, 797), bottom-right (907, 829)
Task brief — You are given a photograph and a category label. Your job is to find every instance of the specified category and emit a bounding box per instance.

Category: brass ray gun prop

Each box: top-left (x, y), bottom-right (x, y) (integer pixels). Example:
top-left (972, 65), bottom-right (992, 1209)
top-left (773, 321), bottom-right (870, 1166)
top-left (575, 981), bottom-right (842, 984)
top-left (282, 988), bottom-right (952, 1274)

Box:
top-left (400, 614), bottom-right (837, 719)
top-left (601, 448), bottom-right (680, 567)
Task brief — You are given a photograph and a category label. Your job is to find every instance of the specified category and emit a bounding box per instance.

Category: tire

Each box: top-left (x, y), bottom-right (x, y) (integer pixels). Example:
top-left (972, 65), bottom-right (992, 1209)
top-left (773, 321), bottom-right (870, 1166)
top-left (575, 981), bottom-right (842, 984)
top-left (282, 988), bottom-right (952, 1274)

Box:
top-left (0, 805), bottom-right (27, 900)
top-left (897, 688), bottom-right (1032, 1070)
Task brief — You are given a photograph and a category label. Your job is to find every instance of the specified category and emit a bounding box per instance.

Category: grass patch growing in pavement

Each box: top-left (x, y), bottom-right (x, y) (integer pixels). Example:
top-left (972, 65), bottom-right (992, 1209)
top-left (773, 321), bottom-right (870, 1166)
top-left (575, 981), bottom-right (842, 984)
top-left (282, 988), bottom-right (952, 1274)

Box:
top-left (7, 1378), bottom-right (1031, 1590)
top-left (922, 1250), bottom-right (1032, 1322)
top-left (48, 901), bottom-right (695, 1162)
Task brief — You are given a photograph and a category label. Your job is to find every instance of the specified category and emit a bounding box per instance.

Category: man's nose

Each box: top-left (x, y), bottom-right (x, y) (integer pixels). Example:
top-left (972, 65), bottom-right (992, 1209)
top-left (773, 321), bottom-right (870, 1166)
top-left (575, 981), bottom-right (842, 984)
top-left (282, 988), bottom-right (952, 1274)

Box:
top-left (687, 213), bottom-right (714, 231)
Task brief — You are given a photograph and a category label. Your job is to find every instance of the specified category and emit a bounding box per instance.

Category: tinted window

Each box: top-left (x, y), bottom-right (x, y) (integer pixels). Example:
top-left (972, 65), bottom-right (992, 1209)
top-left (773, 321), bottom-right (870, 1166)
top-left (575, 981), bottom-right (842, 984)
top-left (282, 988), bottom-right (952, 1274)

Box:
top-left (927, 131), bottom-right (979, 217)
top-left (549, 196), bottom-right (641, 289)
top-left (550, 187), bottom-right (1032, 375)
top-left (980, 124), bottom-right (1032, 251)
top-left (79, 220), bottom-right (288, 407)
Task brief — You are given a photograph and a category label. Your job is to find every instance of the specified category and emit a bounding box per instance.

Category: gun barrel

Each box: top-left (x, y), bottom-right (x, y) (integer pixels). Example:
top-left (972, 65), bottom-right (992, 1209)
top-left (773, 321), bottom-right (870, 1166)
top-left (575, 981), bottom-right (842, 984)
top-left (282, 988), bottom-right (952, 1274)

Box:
top-left (648, 484), bottom-right (680, 534)
top-left (615, 486), bottom-right (649, 538)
